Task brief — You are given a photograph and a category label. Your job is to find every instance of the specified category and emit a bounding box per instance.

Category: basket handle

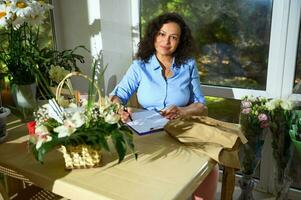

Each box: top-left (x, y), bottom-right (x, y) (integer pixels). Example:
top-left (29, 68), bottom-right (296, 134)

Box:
top-left (56, 72), bottom-right (102, 105)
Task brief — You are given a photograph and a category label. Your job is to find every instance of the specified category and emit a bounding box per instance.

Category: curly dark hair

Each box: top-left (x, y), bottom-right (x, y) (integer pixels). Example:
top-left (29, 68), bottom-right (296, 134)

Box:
top-left (136, 12), bottom-right (198, 66)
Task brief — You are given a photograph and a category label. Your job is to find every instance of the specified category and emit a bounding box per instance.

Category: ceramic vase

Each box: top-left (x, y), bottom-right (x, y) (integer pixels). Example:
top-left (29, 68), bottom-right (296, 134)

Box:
top-left (11, 83), bottom-right (37, 122)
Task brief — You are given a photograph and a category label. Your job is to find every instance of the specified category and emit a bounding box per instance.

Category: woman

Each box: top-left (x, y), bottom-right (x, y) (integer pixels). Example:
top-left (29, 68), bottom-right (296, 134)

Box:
top-left (110, 12), bottom-right (206, 121)
top-left (110, 13), bottom-right (218, 200)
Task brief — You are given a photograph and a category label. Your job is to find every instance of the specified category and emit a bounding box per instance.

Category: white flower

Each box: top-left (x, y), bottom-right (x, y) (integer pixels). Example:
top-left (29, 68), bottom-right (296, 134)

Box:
top-left (35, 125), bottom-right (52, 149)
top-left (0, 4), bottom-right (12, 28)
top-left (54, 120), bottom-right (76, 138)
top-left (11, 15), bottom-right (26, 29)
top-left (54, 112), bottom-right (85, 138)
top-left (28, 10), bottom-right (45, 26)
top-left (265, 99), bottom-right (278, 111)
top-left (71, 112), bottom-right (85, 127)
top-left (10, 0), bottom-right (32, 18)
top-left (104, 111), bottom-right (120, 124)
top-left (280, 99), bottom-right (293, 110)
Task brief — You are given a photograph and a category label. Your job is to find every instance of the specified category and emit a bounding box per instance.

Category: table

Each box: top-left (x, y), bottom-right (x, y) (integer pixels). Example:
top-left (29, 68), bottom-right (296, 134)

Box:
top-left (0, 117), bottom-right (235, 200)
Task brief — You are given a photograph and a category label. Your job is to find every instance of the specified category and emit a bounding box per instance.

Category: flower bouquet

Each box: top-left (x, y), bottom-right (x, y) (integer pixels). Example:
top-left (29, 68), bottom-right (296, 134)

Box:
top-left (28, 57), bottom-right (137, 169)
top-left (238, 96), bottom-right (269, 200)
top-left (266, 99), bottom-right (294, 199)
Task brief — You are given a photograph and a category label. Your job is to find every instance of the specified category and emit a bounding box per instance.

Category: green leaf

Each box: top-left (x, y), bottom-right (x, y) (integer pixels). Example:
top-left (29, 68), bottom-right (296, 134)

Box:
top-left (95, 131), bottom-right (110, 151)
top-left (119, 126), bottom-right (137, 159)
top-left (111, 130), bottom-right (126, 163)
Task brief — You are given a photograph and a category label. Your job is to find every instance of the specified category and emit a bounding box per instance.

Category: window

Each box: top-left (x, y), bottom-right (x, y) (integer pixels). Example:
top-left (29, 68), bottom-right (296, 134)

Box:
top-left (140, 0), bottom-right (273, 90)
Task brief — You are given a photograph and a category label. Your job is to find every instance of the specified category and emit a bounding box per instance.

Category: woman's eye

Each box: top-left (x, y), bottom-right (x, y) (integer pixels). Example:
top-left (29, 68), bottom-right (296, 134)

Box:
top-left (158, 32), bottom-right (165, 36)
top-left (171, 36), bottom-right (178, 41)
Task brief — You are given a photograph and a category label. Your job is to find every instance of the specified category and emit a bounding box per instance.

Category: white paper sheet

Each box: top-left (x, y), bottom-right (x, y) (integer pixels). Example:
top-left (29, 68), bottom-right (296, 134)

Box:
top-left (127, 110), bottom-right (169, 135)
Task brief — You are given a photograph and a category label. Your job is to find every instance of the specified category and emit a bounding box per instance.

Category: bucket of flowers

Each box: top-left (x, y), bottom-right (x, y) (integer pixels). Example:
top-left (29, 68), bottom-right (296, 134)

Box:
top-left (27, 57), bottom-right (137, 169)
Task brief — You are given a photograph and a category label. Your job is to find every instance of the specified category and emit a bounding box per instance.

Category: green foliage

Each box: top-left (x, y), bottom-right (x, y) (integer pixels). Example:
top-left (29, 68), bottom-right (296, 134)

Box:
top-left (140, 0), bottom-right (272, 90)
top-left (289, 110), bottom-right (301, 141)
top-left (35, 45), bottom-right (89, 86)
top-left (205, 96), bottom-right (240, 123)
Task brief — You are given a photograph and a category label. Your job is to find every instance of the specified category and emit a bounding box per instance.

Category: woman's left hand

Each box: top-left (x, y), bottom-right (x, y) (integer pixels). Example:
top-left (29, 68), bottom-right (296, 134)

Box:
top-left (160, 105), bottom-right (185, 120)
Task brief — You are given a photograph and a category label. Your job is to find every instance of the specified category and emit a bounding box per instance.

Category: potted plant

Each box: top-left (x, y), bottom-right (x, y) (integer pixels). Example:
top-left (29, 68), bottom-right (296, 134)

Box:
top-left (0, 0), bottom-right (53, 121)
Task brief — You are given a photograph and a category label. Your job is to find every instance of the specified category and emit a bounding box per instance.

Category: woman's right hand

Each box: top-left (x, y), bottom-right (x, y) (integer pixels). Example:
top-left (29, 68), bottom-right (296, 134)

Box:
top-left (119, 107), bottom-right (133, 123)
top-left (109, 96), bottom-right (132, 123)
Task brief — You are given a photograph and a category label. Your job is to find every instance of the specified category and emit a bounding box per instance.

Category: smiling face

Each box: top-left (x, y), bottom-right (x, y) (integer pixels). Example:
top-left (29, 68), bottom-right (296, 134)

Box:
top-left (154, 22), bottom-right (181, 59)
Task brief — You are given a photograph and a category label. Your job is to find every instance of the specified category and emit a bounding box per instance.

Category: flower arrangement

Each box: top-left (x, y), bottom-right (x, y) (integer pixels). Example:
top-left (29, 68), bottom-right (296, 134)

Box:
top-left (0, 0), bottom-right (53, 84)
top-left (239, 96), bottom-right (269, 175)
top-left (266, 99), bottom-right (294, 198)
top-left (27, 55), bottom-right (137, 169)
top-left (266, 99), bottom-right (293, 175)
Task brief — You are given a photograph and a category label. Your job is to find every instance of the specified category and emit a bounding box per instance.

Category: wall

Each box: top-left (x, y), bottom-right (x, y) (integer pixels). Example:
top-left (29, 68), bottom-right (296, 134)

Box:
top-left (52, 0), bottom-right (133, 95)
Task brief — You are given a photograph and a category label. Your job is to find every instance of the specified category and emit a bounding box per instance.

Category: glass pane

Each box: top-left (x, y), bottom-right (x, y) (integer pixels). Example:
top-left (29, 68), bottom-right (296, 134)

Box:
top-left (140, 0), bottom-right (273, 90)
top-left (205, 96), bottom-right (240, 123)
top-left (293, 27), bottom-right (301, 94)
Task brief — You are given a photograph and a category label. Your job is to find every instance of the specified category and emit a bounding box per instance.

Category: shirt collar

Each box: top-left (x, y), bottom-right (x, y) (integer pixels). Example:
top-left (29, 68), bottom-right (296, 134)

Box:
top-left (149, 54), bottom-right (176, 71)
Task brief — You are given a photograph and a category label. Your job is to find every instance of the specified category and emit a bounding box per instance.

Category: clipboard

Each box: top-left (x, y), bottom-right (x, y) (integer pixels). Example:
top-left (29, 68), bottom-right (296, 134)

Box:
top-left (126, 110), bottom-right (169, 135)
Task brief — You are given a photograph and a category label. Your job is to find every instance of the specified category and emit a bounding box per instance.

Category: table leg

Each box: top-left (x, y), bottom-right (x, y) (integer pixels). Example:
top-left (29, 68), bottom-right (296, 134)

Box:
top-left (221, 167), bottom-right (235, 200)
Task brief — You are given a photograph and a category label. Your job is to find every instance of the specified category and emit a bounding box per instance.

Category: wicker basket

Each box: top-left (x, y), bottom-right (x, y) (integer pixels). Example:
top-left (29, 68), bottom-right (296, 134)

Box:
top-left (56, 72), bottom-right (103, 169)
top-left (56, 71), bottom-right (102, 106)
top-left (60, 145), bottom-right (101, 169)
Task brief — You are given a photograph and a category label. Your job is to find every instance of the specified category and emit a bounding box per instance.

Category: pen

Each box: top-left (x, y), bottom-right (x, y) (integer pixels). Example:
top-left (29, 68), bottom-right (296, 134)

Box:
top-left (123, 106), bottom-right (133, 122)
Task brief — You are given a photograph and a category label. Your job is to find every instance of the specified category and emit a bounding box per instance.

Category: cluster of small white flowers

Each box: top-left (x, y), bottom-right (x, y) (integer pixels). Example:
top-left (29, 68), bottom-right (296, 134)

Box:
top-left (88, 103), bottom-right (120, 124)
top-left (34, 106), bottom-right (49, 126)
top-left (0, 0), bottom-right (53, 30)
top-left (89, 105), bottom-right (102, 123)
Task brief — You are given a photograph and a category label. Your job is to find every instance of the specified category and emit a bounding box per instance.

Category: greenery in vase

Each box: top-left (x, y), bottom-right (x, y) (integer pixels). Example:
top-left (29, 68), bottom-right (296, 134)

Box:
top-left (0, 0), bottom-right (53, 85)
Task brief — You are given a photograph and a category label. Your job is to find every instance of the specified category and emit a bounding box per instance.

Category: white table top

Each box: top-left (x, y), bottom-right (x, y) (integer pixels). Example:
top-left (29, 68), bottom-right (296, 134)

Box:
top-left (0, 118), bottom-right (215, 200)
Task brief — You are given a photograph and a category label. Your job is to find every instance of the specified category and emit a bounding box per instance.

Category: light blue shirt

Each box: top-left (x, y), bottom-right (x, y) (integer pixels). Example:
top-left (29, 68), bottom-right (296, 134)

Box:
top-left (110, 54), bottom-right (205, 111)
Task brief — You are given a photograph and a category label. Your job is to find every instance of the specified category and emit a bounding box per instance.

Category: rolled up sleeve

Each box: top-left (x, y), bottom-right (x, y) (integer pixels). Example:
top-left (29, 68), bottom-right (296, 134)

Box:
top-left (109, 61), bottom-right (141, 105)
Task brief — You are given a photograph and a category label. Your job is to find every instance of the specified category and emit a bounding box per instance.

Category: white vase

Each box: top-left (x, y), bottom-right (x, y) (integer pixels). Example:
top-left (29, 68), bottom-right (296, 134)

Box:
top-left (11, 83), bottom-right (37, 122)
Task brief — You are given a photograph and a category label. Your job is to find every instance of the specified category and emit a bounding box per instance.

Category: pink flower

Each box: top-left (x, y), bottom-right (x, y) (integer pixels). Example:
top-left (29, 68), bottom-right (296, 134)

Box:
top-left (260, 121), bottom-right (269, 128)
top-left (258, 113), bottom-right (268, 122)
top-left (241, 100), bottom-right (252, 109)
top-left (241, 108), bottom-right (251, 114)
